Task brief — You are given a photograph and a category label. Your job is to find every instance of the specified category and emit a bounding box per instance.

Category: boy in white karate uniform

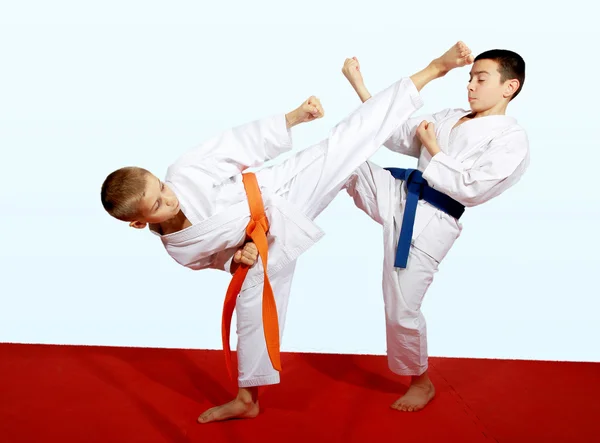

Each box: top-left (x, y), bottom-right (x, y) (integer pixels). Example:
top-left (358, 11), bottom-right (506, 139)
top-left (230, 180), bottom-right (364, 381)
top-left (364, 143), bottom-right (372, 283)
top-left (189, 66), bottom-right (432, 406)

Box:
top-left (337, 46), bottom-right (529, 412)
top-left (100, 42), bottom-right (474, 423)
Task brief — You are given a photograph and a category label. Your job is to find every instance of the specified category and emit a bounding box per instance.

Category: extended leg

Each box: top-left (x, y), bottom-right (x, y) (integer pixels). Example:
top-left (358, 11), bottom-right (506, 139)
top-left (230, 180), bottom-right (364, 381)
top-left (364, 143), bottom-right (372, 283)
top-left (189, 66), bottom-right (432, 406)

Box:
top-left (271, 42), bottom-right (472, 220)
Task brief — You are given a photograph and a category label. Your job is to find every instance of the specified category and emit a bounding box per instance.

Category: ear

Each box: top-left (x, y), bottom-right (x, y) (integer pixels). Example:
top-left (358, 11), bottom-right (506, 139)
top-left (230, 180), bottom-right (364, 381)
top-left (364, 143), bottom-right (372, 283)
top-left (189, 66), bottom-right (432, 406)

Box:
top-left (129, 220), bottom-right (147, 229)
top-left (503, 79), bottom-right (520, 99)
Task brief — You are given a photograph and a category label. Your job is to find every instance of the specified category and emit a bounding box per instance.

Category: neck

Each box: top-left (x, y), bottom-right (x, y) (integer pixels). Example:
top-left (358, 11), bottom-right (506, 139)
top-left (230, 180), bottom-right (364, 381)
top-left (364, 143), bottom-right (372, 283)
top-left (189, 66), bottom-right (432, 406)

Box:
top-left (161, 211), bottom-right (181, 227)
top-left (472, 101), bottom-right (509, 118)
top-left (158, 210), bottom-right (186, 235)
top-left (147, 211), bottom-right (182, 235)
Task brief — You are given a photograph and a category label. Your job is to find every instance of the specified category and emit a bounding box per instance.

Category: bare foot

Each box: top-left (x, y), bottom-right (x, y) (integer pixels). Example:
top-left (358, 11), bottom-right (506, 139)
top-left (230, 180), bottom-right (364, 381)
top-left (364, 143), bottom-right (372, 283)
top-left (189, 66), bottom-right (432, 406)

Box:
top-left (197, 398), bottom-right (259, 423)
top-left (432, 41), bottom-right (474, 75)
top-left (391, 372), bottom-right (435, 412)
top-left (198, 387), bottom-right (260, 424)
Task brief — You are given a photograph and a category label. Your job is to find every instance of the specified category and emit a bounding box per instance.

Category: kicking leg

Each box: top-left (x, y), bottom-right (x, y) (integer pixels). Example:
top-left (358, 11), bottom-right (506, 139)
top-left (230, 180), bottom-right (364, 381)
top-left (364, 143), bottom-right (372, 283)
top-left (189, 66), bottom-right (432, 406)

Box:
top-left (270, 42), bottom-right (472, 220)
top-left (343, 161), bottom-right (397, 225)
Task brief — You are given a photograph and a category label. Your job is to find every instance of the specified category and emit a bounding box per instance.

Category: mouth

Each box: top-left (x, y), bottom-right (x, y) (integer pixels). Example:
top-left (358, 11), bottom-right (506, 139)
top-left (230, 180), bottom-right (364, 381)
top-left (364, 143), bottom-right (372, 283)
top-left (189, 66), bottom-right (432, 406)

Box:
top-left (468, 97), bottom-right (476, 102)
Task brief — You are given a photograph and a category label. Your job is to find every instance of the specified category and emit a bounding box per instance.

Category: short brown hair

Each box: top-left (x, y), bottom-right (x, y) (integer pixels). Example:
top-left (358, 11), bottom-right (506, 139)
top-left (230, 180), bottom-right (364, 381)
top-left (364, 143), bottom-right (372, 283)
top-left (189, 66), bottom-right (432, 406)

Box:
top-left (101, 166), bottom-right (150, 221)
top-left (474, 49), bottom-right (526, 100)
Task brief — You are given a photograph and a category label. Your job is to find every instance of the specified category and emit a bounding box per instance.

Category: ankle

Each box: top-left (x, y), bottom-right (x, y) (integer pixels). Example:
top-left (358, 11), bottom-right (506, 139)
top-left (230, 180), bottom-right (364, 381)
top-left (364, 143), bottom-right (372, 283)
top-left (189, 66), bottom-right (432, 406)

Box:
top-left (236, 387), bottom-right (259, 405)
top-left (411, 372), bottom-right (432, 386)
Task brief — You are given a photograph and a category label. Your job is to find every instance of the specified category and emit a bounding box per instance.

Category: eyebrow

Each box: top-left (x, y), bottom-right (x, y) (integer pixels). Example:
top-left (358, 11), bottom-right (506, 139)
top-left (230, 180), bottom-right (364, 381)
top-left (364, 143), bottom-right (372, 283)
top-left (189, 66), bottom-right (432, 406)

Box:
top-left (470, 70), bottom-right (490, 76)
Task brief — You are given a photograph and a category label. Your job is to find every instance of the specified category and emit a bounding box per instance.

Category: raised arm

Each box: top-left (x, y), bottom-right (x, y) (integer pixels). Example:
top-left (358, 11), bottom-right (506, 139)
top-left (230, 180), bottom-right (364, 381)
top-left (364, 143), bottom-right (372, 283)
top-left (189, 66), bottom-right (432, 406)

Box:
top-left (170, 97), bottom-right (324, 181)
top-left (342, 57), bottom-right (435, 158)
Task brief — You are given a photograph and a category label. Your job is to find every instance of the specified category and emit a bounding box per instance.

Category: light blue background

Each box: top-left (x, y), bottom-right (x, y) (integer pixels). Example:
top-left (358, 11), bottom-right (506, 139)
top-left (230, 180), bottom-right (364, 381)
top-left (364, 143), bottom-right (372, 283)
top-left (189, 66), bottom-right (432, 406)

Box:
top-left (1, 1), bottom-right (598, 362)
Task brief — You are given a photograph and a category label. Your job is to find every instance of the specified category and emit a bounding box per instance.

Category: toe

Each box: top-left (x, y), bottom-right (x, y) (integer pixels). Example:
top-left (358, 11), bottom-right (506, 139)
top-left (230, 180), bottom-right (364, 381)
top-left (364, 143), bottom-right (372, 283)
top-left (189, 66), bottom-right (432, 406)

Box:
top-left (198, 408), bottom-right (216, 423)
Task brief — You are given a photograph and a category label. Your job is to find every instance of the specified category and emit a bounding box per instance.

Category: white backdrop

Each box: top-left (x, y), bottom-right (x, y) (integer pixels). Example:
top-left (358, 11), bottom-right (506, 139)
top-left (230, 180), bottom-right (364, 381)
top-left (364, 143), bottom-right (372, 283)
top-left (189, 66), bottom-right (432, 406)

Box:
top-left (1, 1), bottom-right (598, 363)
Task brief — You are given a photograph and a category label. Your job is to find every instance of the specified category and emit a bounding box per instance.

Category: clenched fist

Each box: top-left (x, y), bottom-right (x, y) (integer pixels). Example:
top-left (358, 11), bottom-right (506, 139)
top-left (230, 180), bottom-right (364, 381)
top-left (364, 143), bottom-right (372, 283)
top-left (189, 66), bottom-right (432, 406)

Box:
top-left (286, 96), bottom-right (324, 128)
top-left (416, 121), bottom-right (441, 157)
top-left (233, 242), bottom-right (258, 267)
top-left (342, 57), bottom-right (364, 88)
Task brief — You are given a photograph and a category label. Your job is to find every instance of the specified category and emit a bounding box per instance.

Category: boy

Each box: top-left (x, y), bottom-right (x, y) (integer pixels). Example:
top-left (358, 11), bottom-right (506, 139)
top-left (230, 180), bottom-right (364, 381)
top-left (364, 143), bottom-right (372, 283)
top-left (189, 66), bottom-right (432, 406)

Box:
top-left (338, 46), bottom-right (529, 412)
top-left (100, 41), bottom-right (474, 423)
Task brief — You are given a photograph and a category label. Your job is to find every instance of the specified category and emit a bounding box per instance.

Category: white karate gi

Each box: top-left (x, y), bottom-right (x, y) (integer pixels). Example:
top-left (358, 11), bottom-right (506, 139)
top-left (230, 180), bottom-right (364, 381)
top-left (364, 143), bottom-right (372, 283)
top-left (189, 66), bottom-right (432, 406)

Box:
top-left (344, 107), bottom-right (530, 375)
top-left (150, 77), bottom-right (425, 387)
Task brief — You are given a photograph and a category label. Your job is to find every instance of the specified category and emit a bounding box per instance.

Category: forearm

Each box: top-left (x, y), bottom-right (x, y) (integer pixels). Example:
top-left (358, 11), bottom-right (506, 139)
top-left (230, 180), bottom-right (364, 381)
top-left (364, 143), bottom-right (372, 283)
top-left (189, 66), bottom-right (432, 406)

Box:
top-left (422, 154), bottom-right (494, 207)
top-left (350, 62), bottom-right (444, 103)
top-left (425, 141), bottom-right (442, 157)
top-left (422, 152), bottom-right (525, 207)
top-left (423, 131), bottom-right (530, 206)
top-left (352, 82), bottom-right (372, 103)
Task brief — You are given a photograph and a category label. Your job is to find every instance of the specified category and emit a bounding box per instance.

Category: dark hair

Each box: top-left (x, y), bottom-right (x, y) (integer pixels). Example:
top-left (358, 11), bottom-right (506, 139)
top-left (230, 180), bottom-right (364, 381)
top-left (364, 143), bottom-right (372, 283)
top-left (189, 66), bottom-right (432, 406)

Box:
top-left (474, 49), bottom-right (525, 100)
top-left (101, 166), bottom-right (150, 221)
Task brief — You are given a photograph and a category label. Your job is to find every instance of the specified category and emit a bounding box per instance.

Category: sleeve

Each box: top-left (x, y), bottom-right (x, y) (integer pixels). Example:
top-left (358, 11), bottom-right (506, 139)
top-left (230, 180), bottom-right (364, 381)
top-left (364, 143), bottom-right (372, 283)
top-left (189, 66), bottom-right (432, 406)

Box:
top-left (172, 113), bottom-right (294, 181)
top-left (182, 255), bottom-right (217, 271)
top-left (185, 247), bottom-right (235, 273)
top-left (422, 128), bottom-right (530, 207)
top-left (382, 108), bottom-right (458, 158)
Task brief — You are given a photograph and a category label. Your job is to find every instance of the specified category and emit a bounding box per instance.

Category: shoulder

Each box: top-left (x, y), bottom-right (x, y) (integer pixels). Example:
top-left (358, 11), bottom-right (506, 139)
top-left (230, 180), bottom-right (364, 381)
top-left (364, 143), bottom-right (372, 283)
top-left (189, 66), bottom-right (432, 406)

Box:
top-left (499, 122), bottom-right (529, 146)
top-left (432, 107), bottom-right (469, 121)
top-left (489, 123), bottom-right (530, 163)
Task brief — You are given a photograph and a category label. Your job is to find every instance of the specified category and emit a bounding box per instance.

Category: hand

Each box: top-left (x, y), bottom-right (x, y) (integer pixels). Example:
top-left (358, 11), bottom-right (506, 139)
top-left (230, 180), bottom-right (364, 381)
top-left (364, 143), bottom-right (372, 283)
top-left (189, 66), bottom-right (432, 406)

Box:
top-left (416, 121), bottom-right (441, 156)
top-left (342, 57), bottom-right (364, 88)
top-left (233, 242), bottom-right (259, 267)
top-left (342, 57), bottom-right (371, 102)
top-left (286, 96), bottom-right (324, 128)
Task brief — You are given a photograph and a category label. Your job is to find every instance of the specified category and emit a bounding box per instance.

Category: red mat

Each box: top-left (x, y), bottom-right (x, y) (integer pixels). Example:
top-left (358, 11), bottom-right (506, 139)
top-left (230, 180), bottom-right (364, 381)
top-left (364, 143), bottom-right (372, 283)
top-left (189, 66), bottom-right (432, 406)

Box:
top-left (0, 343), bottom-right (597, 442)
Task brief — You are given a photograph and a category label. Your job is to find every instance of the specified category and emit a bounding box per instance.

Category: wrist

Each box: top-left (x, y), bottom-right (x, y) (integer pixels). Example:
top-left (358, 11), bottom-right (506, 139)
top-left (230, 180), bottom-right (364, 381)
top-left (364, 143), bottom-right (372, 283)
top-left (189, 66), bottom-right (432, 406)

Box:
top-left (285, 109), bottom-right (301, 129)
top-left (427, 60), bottom-right (449, 79)
top-left (428, 142), bottom-right (442, 156)
top-left (351, 80), bottom-right (365, 91)
top-left (354, 83), bottom-right (371, 102)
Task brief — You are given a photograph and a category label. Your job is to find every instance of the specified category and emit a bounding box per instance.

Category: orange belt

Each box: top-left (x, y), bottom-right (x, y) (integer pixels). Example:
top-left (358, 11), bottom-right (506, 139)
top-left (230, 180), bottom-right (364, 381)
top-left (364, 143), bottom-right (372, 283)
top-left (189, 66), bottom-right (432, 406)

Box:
top-left (221, 172), bottom-right (281, 381)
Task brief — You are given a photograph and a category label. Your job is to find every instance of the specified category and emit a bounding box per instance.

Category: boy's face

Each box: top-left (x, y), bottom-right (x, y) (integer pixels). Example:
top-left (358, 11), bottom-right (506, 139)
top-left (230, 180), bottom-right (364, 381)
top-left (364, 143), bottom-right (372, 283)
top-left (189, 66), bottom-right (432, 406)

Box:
top-left (467, 59), bottom-right (518, 113)
top-left (129, 173), bottom-right (180, 229)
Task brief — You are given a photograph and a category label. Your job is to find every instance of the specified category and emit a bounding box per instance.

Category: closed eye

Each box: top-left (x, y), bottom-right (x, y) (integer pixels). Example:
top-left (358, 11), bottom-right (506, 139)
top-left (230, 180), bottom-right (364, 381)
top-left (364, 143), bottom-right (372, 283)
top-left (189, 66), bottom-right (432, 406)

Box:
top-left (154, 178), bottom-right (164, 211)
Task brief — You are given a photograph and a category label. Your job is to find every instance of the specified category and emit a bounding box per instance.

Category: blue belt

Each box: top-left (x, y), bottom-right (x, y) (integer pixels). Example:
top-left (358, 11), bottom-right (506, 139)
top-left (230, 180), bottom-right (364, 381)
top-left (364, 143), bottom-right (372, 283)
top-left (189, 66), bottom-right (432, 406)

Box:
top-left (384, 168), bottom-right (465, 268)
